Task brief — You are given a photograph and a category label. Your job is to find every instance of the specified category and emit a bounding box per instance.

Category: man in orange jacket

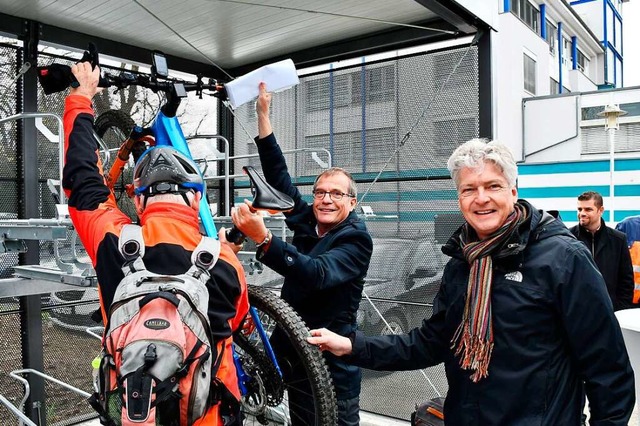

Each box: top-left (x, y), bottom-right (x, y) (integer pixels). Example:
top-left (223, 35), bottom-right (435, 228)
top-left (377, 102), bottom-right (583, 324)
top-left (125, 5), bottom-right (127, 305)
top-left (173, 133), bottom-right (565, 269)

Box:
top-left (63, 61), bottom-right (249, 425)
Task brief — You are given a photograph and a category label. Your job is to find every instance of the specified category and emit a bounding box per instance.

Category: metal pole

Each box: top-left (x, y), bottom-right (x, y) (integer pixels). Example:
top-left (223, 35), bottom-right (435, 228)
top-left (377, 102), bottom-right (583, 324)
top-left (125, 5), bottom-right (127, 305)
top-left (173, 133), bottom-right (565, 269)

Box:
top-left (609, 127), bottom-right (615, 224)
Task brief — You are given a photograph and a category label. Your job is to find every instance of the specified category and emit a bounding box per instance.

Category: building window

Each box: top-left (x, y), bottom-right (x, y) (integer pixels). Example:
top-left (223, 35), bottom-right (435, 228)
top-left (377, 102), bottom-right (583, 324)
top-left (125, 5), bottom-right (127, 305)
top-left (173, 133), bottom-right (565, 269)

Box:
top-left (562, 38), bottom-right (571, 66)
top-left (511, 0), bottom-right (540, 33)
top-left (306, 78), bottom-right (331, 111)
top-left (524, 54), bottom-right (536, 94)
top-left (433, 117), bottom-right (478, 157)
top-left (577, 50), bottom-right (589, 73)
top-left (545, 20), bottom-right (557, 55)
top-left (303, 128), bottom-right (397, 171)
top-left (581, 102), bottom-right (640, 121)
top-left (550, 78), bottom-right (559, 95)
top-left (366, 66), bottom-right (395, 103)
top-left (305, 65), bottom-right (396, 111)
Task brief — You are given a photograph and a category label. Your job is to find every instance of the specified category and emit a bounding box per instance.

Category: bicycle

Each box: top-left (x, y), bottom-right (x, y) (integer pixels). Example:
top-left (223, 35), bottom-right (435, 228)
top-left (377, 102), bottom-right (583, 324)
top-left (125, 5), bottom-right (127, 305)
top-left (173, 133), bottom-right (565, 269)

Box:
top-left (39, 47), bottom-right (338, 426)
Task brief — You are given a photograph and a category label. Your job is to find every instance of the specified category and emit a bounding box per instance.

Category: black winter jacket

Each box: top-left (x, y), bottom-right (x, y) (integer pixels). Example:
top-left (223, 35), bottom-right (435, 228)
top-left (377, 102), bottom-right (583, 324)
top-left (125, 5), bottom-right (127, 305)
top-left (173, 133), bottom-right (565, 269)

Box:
top-left (349, 200), bottom-right (634, 425)
top-left (255, 133), bottom-right (373, 400)
top-left (570, 219), bottom-right (634, 310)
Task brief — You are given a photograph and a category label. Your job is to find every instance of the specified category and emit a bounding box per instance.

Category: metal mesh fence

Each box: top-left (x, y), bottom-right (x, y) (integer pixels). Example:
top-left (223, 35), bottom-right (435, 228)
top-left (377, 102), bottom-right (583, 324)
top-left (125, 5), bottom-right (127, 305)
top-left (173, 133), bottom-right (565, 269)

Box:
top-left (0, 43), bottom-right (20, 282)
top-left (0, 40), bottom-right (219, 425)
top-left (232, 44), bottom-right (479, 420)
top-left (1, 33), bottom-right (478, 423)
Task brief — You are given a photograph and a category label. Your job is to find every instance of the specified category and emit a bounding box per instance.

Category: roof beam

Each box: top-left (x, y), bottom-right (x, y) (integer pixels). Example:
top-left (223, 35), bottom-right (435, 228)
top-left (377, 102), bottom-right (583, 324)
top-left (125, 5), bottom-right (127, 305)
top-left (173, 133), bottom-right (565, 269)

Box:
top-left (229, 17), bottom-right (459, 77)
top-left (413, 0), bottom-right (480, 33)
top-left (0, 13), bottom-right (227, 80)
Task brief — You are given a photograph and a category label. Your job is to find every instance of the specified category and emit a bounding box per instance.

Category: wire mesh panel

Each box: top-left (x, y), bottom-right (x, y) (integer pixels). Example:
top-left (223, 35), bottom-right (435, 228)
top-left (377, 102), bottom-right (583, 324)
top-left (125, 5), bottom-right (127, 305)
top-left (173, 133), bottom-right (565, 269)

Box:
top-left (0, 41), bottom-right (222, 425)
top-left (0, 43), bottom-right (20, 282)
top-left (31, 48), bottom-right (220, 425)
top-left (232, 44), bottom-right (479, 420)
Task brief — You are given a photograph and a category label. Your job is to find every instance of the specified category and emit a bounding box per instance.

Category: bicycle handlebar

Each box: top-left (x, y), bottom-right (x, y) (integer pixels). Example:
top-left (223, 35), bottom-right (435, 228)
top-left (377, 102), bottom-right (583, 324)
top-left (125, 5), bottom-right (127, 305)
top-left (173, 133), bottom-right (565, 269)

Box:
top-left (101, 71), bottom-right (227, 99)
top-left (38, 62), bottom-right (227, 99)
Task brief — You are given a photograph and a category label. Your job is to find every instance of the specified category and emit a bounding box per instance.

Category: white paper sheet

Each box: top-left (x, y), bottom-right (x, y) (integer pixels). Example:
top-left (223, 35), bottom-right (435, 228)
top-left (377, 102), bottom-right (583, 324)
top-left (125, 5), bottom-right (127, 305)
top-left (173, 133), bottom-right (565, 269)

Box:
top-left (225, 59), bottom-right (299, 109)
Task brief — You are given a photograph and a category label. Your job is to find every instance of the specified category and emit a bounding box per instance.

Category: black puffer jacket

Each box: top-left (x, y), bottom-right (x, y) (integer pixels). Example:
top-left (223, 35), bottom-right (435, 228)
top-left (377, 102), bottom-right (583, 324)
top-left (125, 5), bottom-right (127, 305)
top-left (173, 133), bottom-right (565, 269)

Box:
top-left (349, 200), bottom-right (634, 425)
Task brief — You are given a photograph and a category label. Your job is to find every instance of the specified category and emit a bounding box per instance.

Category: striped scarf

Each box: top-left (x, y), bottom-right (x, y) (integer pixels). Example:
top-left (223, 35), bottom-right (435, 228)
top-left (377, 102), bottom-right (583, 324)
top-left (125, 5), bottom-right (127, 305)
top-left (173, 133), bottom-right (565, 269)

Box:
top-left (451, 202), bottom-right (529, 382)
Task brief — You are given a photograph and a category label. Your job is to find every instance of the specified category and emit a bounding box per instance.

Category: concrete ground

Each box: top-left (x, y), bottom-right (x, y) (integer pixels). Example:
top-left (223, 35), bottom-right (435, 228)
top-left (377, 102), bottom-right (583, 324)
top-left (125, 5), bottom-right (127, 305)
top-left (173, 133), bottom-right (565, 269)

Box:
top-left (76, 405), bottom-right (639, 425)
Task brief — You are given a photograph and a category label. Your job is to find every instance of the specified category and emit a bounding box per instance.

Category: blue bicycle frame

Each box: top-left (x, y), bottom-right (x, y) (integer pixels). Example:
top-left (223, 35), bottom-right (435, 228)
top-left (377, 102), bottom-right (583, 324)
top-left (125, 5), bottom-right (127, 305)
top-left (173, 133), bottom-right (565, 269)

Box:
top-left (148, 108), bottom-right (283, 394)
top-left (150, 111), bottom-right (217, 238)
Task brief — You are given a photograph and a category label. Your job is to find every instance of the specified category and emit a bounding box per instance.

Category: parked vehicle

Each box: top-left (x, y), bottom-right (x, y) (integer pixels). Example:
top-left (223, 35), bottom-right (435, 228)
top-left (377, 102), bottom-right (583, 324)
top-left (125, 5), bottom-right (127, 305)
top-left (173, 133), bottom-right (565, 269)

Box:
top-left (357, 237), bottom-right (445, 336)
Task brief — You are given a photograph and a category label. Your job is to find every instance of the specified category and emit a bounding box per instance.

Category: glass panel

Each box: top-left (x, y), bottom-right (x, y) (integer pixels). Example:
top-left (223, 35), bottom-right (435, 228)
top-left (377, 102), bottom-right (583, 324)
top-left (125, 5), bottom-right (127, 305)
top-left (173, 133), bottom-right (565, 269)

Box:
top-left (524, 54), bottom-right (536, 94)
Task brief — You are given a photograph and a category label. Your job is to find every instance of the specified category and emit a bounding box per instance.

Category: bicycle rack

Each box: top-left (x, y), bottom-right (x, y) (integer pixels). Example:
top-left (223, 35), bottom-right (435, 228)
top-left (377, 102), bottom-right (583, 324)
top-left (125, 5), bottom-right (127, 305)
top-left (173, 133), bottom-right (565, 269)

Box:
top-left (0, 393), bottom-right (38, 426)
top-left (5, 369), bottom-right (92, 426)
top-left (0, 127), bottom-right (331, 424)
top-left (187, 133), bottom-right (331, 217)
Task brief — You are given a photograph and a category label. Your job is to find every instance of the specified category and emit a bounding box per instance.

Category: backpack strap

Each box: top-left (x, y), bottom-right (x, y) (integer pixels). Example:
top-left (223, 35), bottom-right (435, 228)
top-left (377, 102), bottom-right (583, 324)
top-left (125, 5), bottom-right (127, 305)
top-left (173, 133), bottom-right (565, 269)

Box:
top-left (190, 236), bottom-right (220, 273)
top-left (118, 224), bottom-right (146, 274)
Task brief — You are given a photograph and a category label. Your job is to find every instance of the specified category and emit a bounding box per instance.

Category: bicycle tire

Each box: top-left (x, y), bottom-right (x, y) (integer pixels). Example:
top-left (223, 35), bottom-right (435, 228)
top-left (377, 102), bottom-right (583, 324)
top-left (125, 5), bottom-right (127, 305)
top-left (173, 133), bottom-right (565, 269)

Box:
top-left (239, 285), bottom-right (338, 426)
top-left (94, 110), bottom-right (139, 221)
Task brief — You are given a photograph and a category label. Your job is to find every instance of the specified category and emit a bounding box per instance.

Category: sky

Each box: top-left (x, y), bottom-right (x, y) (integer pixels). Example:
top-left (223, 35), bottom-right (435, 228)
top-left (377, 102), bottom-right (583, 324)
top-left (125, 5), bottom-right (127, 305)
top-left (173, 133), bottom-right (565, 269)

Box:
top-left (623, 1), bottom-right (640, 87)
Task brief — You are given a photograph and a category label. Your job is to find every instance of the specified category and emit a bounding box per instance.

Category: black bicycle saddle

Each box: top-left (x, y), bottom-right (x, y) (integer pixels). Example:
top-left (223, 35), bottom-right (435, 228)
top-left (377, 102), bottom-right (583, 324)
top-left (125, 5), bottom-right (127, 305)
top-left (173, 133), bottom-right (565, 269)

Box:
top-left (244, 166), bottom-right (294, 212)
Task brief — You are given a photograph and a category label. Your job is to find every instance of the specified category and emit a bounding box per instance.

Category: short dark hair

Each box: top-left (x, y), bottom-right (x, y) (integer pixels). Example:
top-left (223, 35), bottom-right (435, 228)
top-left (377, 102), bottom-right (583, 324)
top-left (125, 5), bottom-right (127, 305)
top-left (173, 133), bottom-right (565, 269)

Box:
top-left (577, 191), bottom-right (603, 208)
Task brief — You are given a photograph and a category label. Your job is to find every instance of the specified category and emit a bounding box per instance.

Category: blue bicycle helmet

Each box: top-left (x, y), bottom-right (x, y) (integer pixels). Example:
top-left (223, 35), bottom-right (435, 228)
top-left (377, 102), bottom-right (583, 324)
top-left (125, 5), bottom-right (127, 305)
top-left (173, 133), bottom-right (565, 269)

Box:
top-left (133, 146), bottom-right (205, 203)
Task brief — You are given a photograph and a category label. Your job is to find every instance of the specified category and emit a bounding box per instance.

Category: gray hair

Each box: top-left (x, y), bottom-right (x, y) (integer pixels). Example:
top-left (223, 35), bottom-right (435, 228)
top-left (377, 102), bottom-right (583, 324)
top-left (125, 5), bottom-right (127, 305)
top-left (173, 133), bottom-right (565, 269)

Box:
top-left (313, 167), bottom-right (358, 199)
top-left (446, 138), bottom-right (518, 188)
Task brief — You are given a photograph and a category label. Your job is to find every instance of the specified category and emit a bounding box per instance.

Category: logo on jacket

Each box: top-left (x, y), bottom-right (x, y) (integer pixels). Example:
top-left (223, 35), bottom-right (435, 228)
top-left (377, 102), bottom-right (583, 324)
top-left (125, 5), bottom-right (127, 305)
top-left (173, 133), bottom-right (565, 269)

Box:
top-left (504, 271), bottom-right (523, 283)
top-left (144, 318), bottom-right (170, 330)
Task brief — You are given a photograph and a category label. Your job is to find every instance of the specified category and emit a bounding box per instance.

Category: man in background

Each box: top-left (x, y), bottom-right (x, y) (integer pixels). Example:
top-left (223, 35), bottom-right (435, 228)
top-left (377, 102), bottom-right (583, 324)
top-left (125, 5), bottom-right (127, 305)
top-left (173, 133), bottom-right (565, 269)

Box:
top-left (570, 190), bottom-right (634, 310)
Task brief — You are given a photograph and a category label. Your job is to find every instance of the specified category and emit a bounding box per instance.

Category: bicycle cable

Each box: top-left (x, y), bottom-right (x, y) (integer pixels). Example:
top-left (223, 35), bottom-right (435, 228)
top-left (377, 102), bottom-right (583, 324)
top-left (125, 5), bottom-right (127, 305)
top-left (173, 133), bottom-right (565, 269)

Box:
top-left (132, 0), bottom-right (234, 81)
top-left (357, 30), bottom-right (483, 206)
top-left (360, 290), bottom-right (442, 396)
top-left (355, 32), bottom-right (482, 398)
top-left (0, 62), bottom-right (31, 108)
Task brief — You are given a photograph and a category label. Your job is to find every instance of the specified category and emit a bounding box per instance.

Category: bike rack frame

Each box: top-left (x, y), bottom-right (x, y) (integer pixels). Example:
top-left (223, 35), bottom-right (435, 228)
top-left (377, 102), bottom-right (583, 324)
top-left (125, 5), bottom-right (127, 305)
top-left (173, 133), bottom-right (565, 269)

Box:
top-left (0, 123), bottom-right (332, 424)
top-left (187, 134), bottom-right (332, 217)
top-left (6, 369), bottom-right (91, 426)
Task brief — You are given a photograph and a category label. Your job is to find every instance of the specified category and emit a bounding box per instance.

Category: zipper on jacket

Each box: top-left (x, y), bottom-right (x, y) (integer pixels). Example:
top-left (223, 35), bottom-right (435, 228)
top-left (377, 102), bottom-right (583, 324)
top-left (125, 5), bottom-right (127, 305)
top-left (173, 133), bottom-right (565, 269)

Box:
top-left (187, 344), bottom-right (211, 424)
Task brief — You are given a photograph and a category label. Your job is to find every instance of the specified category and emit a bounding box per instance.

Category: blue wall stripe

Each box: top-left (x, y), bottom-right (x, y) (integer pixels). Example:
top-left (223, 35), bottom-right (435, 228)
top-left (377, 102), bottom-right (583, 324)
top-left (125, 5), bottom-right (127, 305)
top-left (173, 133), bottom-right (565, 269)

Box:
top-left (518, 159), bottom-right (640, 174)
top-left (235, 189), bottom-right (458, 205)
top-left (234, 183), bottom-right (640, 204)
top-left (558, 210), bottom-right (640, 223)
top-left (519, 185), bottom-right (640, 198)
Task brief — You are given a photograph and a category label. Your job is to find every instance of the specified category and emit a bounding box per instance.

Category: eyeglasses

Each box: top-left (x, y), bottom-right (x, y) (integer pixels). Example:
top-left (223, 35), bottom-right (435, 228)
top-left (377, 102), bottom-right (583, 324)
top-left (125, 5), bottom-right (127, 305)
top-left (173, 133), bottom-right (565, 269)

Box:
top-left (312, 190), bottom-right (354, 201)
top-left (458, 184), bottom-right (509, 198)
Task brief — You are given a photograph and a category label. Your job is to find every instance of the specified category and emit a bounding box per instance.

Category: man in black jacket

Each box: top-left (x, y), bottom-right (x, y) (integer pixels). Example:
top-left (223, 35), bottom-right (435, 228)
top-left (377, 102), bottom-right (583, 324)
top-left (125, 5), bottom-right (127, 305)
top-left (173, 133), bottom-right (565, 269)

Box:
top-left (569, 190), bottom-right (634, 311)
top-left (231, 83), bottom-right (373, 425)
top-left (308, 139), bottom-right (634, 425)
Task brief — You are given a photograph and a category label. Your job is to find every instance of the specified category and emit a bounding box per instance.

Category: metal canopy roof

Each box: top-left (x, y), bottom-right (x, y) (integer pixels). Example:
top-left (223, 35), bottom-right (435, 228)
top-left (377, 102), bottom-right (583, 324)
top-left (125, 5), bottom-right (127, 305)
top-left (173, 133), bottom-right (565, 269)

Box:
top-left (0, 0), bottom-right (479, 80)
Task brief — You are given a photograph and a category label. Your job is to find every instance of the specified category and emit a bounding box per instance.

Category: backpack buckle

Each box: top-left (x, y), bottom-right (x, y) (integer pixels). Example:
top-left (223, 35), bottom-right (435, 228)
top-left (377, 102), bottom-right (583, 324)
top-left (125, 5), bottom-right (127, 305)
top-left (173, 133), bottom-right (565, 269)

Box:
top-left (144, 344), bottom-right (157, 366)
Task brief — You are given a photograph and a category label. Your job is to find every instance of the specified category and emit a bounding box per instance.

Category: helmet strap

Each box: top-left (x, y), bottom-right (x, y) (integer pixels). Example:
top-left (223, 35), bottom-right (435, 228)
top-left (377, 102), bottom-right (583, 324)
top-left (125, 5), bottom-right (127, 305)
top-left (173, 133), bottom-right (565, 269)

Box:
top-left (142, 183), bottom-right (195, 208)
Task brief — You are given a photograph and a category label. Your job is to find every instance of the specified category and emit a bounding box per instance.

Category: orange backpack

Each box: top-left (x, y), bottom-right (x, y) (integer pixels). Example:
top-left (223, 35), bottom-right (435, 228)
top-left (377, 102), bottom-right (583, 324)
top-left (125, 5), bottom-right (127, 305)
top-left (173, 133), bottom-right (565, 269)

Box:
top-left (89, 225), bottom-right (221, 426)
